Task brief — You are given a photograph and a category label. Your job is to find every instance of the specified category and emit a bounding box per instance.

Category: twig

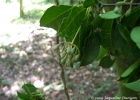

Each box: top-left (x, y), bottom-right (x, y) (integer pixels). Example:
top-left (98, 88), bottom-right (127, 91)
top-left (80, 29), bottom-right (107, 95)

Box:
top-left (59, 63), bottom-right (70, 100)
top-left (50, 1), bottom-right (70, 99)
top-left (98, 0), bottom-right (140, 10)
top-left (50, 41), bottom-right (70, 100)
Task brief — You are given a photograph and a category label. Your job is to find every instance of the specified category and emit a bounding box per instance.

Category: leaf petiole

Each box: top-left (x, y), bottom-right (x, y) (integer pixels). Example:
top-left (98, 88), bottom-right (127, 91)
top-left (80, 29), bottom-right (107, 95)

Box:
top-left (71, 26), bottom-right (81, 44)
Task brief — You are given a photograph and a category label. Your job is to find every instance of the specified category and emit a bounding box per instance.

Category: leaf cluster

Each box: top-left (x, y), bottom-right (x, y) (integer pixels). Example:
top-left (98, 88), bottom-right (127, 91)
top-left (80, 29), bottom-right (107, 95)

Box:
top-left (17, 83), bottom-right (45, 100)
top-left (40, 0), bottom-right (140, 92)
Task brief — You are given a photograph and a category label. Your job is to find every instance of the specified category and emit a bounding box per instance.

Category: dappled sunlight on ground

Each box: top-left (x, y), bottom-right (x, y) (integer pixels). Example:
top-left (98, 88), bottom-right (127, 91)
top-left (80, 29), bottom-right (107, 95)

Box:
top-left (0, 1), bottom-right (54, 46)
top-left (0, 26), bottom-right (60, 99)
top-left (0, 25), bottom-right (118, 99)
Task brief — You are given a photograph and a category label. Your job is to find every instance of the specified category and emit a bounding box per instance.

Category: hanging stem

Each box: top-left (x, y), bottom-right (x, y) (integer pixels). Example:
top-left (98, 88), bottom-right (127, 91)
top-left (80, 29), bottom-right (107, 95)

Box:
top-left (53, 1), bottom-right (70, 100)
top-left (50, 41), bottom-right (70, 100)
top-left (54, 41), bottom-right (70, 100)
top-left (59, 64), bottom-right (70, 100)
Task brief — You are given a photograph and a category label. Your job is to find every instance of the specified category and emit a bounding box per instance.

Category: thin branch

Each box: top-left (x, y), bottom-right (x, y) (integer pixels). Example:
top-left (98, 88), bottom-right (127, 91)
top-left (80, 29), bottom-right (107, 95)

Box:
top-left (51, 1), bottom-right (70, 99)
top-left (50, 41), bottom-right (70, 100)
top-left (59, 63), bottom-right (70, 100)
top-left (98, 0), bottom-right (140, 10)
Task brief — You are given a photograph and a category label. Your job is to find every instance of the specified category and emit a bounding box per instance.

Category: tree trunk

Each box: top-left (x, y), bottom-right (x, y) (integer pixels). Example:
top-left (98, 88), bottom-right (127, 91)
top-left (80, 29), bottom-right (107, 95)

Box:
top-left (20, 0), bottom-right (25, 18)
top-left (54, 0), bottom-right (59, 6)
top-left (102, 0), bottom-right (140, 98)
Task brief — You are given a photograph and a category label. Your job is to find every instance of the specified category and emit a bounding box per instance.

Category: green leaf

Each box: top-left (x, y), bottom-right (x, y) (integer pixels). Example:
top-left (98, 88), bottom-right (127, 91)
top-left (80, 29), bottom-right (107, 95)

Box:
top-left (118, 24), bottom-right (135, 58)
top-left (32, 93), bottom-right (44, 98)
top-left (130, 26), bottom-right (140, 49)
top-left (118, 24), bottom-right (130, 42)
top-left (122, 6), bottom-right (140, 26)
top-left (83, 0), bottom-right (98, 8)
top-left (126, 68), bottom-right (140, 83)
top-left (95, 46), bottom-right (108, 61)
top-left (117, 59), bottom-right (140, 81)
top-left (17, 91), bottom-right (31, 100)
top-left (81, 32), bottom-right (100, 66)
top-left (99, 55), bottom-right (115, 68)
top-left (92, 16), bottom-right (105, 28)
top-left (131, 26), bottom-right (140, 43)
top-left (99, 19), bottom-right (114, 51)
top-left (73, 16), bottom-right (91, 63)
top-left (40, 5), bottom-right (73, 30)
top-left (74, 16), bottom-right (89, 47)
top-left (130, 42), bottom-right (140, 58)
top-left (122, 79), bottom-right (140, 92)
top-left (113, 24), bottom-right (140, 59)
top-left (118, 24), bottom-right (140, 58)
top-left (113, 25), bottom-right (134, 59)
top-left (22, 83), bottom-right (37, 94)
top-left (136, 42), bottom-right (140, 49)
top-left (100, 11), bottom-right (121, 19)
top-left (57, 7), bottom-right (87, 42)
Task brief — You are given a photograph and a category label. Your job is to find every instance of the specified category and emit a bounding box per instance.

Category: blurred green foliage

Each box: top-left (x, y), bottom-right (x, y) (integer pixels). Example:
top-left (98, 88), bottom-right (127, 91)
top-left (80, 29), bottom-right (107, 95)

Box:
top-left (4, 0), bottom-right (80, 5)
top-left (5, 0), bottom-right (11, 3)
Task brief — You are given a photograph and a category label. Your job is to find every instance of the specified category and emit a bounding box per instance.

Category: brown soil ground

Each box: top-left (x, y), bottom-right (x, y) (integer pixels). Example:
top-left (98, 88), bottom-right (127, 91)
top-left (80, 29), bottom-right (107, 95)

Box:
top-left (0, 25), bottom-right (119, 100)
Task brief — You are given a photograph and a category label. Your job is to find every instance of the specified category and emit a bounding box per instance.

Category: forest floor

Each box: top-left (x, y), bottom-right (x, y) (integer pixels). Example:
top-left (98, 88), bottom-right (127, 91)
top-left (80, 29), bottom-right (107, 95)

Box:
top-left (0, 21), bottom-right (119, 100)
top-left (0, 2), bottom-right (119, 100)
